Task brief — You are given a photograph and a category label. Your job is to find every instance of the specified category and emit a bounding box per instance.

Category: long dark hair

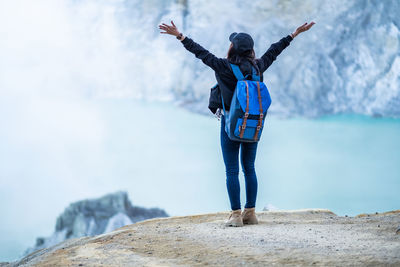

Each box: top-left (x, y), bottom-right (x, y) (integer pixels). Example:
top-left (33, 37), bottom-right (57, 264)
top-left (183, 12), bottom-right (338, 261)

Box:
top-left (227, 45), bottom-right (260, 76)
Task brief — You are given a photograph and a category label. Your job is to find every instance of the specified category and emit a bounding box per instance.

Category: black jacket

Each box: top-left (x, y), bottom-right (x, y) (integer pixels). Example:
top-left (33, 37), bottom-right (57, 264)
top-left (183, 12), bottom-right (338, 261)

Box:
top-left (181, 34), bottom-right (293, 112)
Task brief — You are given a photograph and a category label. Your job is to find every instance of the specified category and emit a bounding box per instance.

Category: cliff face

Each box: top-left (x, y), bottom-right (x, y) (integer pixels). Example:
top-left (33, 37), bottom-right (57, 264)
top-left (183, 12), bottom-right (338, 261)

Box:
top-left (2, 0), bottom-right (398, 117)
top-left (85, 0), bottom-right (400, 117)
top-left (171, 0), bottom-right (400, 117)
top-left (23, 191), bottom-right (168, 257)
top-left (6, 209), bottom-right (400, 266)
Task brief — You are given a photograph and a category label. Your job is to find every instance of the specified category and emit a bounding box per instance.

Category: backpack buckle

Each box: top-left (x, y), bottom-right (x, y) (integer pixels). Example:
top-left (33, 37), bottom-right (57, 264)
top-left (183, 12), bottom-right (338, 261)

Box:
top-left (244, 112), bottom-right (249, 118)
top-left (257, 126), bottom-right (261, 130)
top-left (259, 113), bottom-right (263, 119)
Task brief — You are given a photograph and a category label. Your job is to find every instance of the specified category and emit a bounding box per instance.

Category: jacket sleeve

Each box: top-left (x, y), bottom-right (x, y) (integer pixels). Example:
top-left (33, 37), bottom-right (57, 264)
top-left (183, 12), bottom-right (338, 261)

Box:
top-left (181, 37), bottom-right (227, 72)
top-left (258, 35), bottom-right (293, 73)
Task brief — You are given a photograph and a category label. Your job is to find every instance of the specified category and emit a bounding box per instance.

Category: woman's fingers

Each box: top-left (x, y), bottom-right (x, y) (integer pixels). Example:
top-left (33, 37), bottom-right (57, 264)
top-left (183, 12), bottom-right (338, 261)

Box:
top-left (159, 25), bottom-right (171, 31)
top-left (298, 23), bottom-right (307, 30)
top-left (160, 21), bottom-right (178, 30)
top-left (161, 23), bottom-right (172, 29)
top-left (296, 21), bottom-right (315, 33)
top-left (160, 22), bottom-right (177, 33)
top-left (159, 22), bottom-right (179, 35)
top-left (304, 21), bottom-right (315, 30)
top-left (159, 26), bottom-right (171, 33)
top-left (161, 22), bottom-right (175, 28)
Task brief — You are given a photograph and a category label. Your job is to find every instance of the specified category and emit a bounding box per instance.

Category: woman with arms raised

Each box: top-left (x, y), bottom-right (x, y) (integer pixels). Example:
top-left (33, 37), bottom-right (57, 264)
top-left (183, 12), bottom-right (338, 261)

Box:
top-left (159, 20), bottom-right (315, 227)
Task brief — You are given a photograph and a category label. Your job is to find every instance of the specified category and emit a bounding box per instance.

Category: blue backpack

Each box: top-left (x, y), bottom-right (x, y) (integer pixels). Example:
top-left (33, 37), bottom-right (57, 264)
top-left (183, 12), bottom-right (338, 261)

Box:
top-left (221, 64), bottom-right (272, 142)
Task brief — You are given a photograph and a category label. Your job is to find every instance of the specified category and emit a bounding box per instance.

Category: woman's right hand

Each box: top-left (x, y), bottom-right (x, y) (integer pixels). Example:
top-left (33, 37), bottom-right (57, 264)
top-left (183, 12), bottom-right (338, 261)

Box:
top-left (291, 21), bottom-right (316, 38)
top-left (159, 20), bottom-right (181, 37)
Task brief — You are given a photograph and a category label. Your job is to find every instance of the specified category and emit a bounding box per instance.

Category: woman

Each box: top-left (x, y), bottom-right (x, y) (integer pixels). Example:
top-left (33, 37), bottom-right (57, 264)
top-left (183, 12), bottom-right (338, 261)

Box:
top-left (159, 20), bottom-right (315, 227)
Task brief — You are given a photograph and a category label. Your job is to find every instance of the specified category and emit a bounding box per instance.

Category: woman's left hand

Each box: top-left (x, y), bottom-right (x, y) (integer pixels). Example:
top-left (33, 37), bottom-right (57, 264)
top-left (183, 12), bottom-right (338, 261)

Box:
top-left (159, 20), bottom-right (181, 37)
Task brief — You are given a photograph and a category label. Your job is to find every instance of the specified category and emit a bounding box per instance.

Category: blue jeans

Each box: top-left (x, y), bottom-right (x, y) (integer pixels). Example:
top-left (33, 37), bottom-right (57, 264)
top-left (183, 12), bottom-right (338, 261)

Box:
top-left (220, 116), bottom-right (258, 210)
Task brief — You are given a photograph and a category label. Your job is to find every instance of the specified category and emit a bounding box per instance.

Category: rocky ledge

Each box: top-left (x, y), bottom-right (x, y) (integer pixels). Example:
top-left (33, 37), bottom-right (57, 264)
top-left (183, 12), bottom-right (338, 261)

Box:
top-left (23, 191), bottom-right (168, 257)
top-left (3, 209), bottom-right (400, 266)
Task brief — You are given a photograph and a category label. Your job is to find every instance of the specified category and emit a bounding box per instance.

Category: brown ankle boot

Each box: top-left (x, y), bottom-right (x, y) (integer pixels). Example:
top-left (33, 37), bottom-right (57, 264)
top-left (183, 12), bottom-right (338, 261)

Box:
top-left (225, 209), bottom-right (243, 227)
top-left (242, 207), bottom-right (258, 224)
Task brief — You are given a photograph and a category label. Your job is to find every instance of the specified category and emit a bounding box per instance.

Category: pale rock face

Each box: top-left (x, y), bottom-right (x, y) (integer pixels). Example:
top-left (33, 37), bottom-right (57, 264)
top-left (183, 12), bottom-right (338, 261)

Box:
top-left (183, 0), bottom-right (400, 117)
top-left (86, 218), bottom-right (98, 236)
top-left (71, 213), bottom-right (88, 238)
top-left (107, 0), bottom-right (400, 117)
top-left (104, 212), bottom-right (133, 233)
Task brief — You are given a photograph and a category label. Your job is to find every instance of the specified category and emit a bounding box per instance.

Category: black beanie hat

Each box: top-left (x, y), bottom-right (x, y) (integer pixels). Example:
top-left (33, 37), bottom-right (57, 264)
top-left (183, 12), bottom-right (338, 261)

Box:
top-left (229, 32), bottom-right (254, 54)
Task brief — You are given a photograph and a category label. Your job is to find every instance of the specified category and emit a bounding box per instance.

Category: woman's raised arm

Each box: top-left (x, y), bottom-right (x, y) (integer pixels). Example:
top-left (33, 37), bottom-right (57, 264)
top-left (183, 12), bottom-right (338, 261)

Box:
top-left (159, 21), bottom-right (227, 72)
top-left (258, 21), bottom-right (315, 73)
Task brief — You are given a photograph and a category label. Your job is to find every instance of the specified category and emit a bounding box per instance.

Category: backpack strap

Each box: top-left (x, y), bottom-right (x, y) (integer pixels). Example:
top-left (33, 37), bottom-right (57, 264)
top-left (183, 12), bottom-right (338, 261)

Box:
top-left (231, 63), bottom-right (260, 81)
top-left (239, 81), bottom-right (250, 138)
top-left (252, 67), bottom-right (260, 81)
top-left (230, 64), bottom-right (245, 81)
top-left (220, 87), bottom-right (226, 115)
top-left (253, 81), bottom-right (263, 141)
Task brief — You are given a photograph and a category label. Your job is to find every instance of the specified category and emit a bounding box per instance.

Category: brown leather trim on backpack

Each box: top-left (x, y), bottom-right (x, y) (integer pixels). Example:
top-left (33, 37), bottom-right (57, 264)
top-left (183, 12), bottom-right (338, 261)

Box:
top-left (239, 81), bottom-right (250, 139)
top-left (253, 81), bottom-right (263, 141)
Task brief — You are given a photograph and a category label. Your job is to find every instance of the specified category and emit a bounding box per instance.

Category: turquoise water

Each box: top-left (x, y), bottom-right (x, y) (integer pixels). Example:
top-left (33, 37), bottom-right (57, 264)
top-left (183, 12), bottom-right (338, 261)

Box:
top-left (258, 114), bottom-right (400, 216)
top-left (1, 100), bottom-right (399, 261)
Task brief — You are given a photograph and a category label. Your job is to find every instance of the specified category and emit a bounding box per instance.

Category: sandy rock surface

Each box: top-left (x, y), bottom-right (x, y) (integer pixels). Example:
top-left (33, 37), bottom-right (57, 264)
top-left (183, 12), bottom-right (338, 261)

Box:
top-left (4, 209), bottom-right (400, 266)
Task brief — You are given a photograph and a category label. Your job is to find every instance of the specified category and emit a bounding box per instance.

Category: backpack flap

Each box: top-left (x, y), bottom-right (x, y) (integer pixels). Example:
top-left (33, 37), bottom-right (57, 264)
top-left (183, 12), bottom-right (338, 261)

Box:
top-left (236, 81), bottom-right (271, 115)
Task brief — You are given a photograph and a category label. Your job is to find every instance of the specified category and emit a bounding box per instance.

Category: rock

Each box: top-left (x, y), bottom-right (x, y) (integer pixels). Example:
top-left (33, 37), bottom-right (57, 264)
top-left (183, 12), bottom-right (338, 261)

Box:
top-left (262, 203), bottom-right (279, 211)
top-left (8, 208), bottom-right (399, 266)
top-left (396, 225), bottom-right (400, 234)
top-left (355, 210), bottom-right (400, 218)
top-left (23, 191), bottom-right (168, 257)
